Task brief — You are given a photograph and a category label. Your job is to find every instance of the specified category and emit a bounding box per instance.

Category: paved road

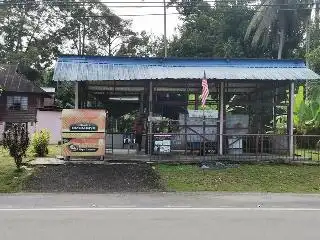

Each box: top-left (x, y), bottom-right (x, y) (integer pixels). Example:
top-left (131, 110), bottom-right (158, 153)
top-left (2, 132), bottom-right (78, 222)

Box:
top-left (1, 193), bottom-right (320, 240)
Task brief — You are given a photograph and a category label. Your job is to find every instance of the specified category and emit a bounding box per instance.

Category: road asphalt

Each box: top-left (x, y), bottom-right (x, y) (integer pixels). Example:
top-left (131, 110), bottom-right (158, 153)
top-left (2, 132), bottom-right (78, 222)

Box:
top-left (1, 192), bottom-right (320, 240)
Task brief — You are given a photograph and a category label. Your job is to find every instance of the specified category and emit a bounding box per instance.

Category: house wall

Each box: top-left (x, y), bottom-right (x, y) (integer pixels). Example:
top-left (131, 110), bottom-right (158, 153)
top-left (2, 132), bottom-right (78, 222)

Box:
top-left (0, 110), bottom-right (61, 145)
top-left (43, 97), bottom-right (54, 107)
top-left (35, 110), bottom-right (62, 144)
top-left (0, 93), bottom-right (42, 123)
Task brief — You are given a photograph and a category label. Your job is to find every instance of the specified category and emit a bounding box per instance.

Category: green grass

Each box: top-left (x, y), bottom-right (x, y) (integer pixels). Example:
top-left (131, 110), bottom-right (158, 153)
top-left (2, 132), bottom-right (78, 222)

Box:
top-left (157, 164), bottom-right (320, 193)
top-left (0, 145), bottom-right (60, 193)
top-left (0, 147), bottom-right (33, 193)
top-left (2, 144), bottom-right (320, 193)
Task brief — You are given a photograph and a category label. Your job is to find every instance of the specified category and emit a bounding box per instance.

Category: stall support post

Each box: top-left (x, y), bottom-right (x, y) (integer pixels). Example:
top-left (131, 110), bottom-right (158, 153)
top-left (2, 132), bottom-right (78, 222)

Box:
top-left (148, 80), bottom-right (153, 156)
top-left (140, 92), bottom-right (144, 114)
top-left (288, 81), bottom-right (295, 157)
top-left (74, 82), bottom-right (79, 109)
top-left (219, 82), bottom-right (225, 155)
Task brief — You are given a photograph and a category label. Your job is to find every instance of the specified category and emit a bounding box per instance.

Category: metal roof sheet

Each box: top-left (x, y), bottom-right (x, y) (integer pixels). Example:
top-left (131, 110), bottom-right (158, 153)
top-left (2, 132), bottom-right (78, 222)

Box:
top-left (0, 64), bottom-right (46, 93)
top-left (53, 55), bottom-right (320, 81)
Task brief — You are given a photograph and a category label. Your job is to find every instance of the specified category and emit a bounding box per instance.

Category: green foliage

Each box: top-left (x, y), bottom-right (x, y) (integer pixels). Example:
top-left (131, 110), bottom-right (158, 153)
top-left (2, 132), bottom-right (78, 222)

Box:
top-left (294, 85), bottom-right (320, 134)
top-left (0, 0), bottom-right (159, 106)
top-left (293, 85), bottom-right (305, 127)
top-left (168, 1), bottom-right (271, 58)
top-left (55, 82), bottom-right (75, 108)
top-left (115, 111), bottom-right (138, 132)
top-left (307, 46), bottom-right (320, 74)
top-left (117, 31), bottom-right (163, 57)
top-left (31, 129), bottom-right (50, 157)
top-left (3, 124), bottom-right (29, 169)
top-left (245, 0), bottom-right (312, 59)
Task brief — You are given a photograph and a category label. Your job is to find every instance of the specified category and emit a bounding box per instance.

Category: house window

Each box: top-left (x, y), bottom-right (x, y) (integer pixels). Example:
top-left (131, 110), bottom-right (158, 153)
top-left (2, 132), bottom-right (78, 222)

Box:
top-left (7, 96), bottom-right (28, 110)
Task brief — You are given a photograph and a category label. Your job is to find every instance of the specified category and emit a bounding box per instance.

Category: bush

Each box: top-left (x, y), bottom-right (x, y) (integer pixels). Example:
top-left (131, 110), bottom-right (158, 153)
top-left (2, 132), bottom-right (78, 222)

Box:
top-left (3, 123), bottom-right (29, 169)
top-left (31, 129), bottom-right (50, 157)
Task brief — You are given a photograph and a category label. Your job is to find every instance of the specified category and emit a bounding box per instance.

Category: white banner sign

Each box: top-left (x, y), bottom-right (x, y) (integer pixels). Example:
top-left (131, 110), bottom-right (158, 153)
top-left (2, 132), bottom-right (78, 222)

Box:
top-left (188, 110), bottom-right (218, 119)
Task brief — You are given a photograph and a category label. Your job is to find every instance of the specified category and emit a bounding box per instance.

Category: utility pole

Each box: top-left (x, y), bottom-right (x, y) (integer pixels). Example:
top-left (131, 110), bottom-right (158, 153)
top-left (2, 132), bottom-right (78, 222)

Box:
top-left (164, 0), bottom-right (167, 57)
top-left (306, 19), bottom-right (311, 68)
top-left (305, 17), bottom-right (312, 99)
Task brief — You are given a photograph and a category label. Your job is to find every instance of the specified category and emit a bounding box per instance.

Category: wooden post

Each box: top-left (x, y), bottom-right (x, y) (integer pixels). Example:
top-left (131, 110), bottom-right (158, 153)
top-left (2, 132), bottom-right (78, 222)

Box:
top-left (289, 81), bottom-right (294, 157)
top-left (195, 93), bottom-right (199, 110)
top-left (219, 82), bottom-right (224, 155)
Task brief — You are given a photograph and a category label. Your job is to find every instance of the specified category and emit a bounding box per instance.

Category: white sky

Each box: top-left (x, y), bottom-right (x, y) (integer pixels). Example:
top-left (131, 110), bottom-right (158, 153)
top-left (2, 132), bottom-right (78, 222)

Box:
top-left (106, 0), bottom-right (181, 38)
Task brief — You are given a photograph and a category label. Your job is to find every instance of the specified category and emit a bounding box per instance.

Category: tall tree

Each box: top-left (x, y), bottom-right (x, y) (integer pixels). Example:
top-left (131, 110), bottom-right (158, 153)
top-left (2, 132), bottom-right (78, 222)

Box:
top-left (0, 0), bottom-right (146, 107)
top-left (245, 0), bottom-right (312, 59)
top-left (54, 0), bottom-right (135, 56)
top-left (168, 0), bottom-right (270, 58)
top-left (117, 31), bottom-right (163, 57)
top-left (0, 0), bottom-right (61, 69)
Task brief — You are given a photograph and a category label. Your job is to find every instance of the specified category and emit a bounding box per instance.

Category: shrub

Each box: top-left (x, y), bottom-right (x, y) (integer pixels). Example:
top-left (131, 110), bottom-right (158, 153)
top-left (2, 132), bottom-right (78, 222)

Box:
top-left (3, 123), bottom-right (29, 169)
top-left (31, 129), bottom-right (50, 157)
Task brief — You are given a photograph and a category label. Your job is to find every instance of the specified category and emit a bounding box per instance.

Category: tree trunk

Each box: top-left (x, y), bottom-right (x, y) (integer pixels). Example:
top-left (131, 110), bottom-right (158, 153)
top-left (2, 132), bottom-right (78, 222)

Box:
top-left (82, 25), bottom-right (86, 55)
top-left (316, 3), bottom-right (320, 30)
top-left (108, 35), bottom-right (112, 56)
top-left (15, 156), bottom-right (22, 170)
top-left (278, 27), bottom-right (285, 59)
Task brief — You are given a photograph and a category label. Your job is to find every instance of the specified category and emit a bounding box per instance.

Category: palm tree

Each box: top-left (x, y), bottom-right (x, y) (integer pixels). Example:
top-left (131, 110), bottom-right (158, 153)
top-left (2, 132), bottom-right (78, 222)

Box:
top-left (245, 0), bottom-right (312, 59)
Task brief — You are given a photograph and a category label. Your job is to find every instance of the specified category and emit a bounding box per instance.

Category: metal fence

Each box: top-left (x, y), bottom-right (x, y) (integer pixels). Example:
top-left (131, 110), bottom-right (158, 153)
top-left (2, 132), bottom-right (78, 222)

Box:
top-left (104, 132), bottom-right (320, 163)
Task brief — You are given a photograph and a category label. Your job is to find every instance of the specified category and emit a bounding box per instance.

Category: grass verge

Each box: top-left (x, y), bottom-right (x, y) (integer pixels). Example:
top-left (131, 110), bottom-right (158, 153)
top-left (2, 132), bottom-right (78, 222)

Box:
top-left (0, 145), bottom-right (60, 193)
top-left (0, 147), bottom-right (33, 193)
top-left (157, 164), bottom-right (320, 193)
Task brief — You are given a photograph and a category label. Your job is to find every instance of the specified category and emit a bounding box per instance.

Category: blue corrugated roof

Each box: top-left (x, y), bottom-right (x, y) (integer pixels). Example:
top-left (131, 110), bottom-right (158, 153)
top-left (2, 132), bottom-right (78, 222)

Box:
top-left (53, 55), bottom-right (320, 81)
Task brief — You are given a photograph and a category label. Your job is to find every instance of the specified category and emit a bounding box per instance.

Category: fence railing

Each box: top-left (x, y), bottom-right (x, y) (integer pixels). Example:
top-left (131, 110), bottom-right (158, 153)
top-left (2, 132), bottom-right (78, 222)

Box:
top-left (105, 132), bottom-right (320, 163)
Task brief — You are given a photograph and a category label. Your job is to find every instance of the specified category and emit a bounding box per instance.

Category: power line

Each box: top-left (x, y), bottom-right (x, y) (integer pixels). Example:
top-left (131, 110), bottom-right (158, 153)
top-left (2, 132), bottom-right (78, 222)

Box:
top-left (87, 8), bottom-right (310, 18)
top-left (1, 1), bottom-right (316, 16)
top-left (88, 12), bottom-right (181, 17)
top-left (4, 0), bottom-right (315, 5)
top-left (1, 0), bottom-right (316, 8)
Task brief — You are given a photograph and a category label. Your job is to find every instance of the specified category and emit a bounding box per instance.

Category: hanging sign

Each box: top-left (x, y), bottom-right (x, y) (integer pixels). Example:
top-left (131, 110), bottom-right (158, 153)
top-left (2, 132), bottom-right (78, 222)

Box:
top-left (188, 110), bottom-right (218, 118)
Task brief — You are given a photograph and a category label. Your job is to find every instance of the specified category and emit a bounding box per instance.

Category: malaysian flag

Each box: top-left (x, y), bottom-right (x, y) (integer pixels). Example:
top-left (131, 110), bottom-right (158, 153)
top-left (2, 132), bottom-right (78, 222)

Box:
top-left (201, 71), bottom-right (209, 107)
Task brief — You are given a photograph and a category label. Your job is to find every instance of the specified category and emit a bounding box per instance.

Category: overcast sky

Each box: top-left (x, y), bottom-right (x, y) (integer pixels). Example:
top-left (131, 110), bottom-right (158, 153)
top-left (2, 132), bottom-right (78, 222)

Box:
top-left (106, 0), bottom-right (181, 38)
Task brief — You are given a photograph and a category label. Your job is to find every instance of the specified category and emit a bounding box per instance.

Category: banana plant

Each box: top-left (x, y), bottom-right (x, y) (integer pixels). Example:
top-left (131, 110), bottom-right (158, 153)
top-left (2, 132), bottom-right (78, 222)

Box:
top-left (294, 86), bottom-right (320, 134)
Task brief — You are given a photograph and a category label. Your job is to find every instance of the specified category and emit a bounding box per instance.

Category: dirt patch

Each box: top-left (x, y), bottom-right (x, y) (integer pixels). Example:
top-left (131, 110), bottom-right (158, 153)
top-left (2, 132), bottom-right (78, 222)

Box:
top-left (23, 163), bottom-right (164, 193)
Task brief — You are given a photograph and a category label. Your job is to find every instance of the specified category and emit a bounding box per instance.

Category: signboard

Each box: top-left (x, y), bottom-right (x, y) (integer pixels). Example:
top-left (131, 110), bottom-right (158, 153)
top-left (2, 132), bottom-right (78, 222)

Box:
top-left (69, 123), bottom-right (98, 132)
top-left (188, 110), bottom-right (218, 119)
top-left (61, 109), bottom-right (106, 158)
top-left (148, 116), bottom-right (163, 122)
top-left (61, 109), bottom-right (106, 133)
top-left (153, 134), bottom-right (171, 154)
top-left (62, 138), bottom-right (105, 156)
